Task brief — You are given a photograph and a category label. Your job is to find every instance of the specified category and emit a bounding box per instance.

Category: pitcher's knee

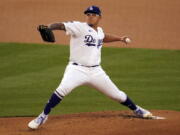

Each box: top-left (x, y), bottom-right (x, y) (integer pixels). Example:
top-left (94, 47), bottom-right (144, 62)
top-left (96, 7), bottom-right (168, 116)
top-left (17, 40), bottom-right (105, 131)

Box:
top-left (56, 85), bottom-right (73, 97)
top-left (111, 91), bottom-right (127, 103)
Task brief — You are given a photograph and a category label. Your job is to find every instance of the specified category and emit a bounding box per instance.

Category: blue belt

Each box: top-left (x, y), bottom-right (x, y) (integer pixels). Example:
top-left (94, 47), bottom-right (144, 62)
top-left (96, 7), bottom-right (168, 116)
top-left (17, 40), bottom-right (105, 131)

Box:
top-left (72, 62), bottom-right (99, 68)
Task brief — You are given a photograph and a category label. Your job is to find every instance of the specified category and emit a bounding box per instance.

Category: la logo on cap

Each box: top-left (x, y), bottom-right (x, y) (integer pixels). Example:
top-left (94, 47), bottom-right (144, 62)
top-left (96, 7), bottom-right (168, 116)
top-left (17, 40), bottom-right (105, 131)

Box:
top-left (90, 6), bottom-right (93, 10)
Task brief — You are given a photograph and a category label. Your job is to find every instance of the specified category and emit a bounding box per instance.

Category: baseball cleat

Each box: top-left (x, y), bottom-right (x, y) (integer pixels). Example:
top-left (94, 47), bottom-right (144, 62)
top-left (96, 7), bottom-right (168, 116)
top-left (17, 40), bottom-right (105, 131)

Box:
top-left (28, 113), bottom-right (48, 129)
top-left (134, 105), bottom-right (153, 118)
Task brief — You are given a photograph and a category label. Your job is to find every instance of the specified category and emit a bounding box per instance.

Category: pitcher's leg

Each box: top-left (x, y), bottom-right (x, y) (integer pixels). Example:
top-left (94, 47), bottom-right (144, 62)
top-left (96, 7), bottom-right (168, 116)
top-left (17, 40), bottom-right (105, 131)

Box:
top-left (89, 73), bottom-right (126, 102)
top-left (28, 65), bottom-right (88, 129)
top-left (89, 70), bottom-right (137, 111)
top-left (44, 64), bottom-right (88, 115)
top-left (89, 68), bottom-right (152, 118)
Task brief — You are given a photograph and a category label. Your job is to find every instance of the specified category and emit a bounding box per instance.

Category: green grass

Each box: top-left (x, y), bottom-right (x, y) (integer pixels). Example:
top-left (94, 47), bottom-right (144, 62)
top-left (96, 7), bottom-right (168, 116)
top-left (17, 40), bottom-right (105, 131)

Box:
top-left (0, 42), bottom-right (180, 117)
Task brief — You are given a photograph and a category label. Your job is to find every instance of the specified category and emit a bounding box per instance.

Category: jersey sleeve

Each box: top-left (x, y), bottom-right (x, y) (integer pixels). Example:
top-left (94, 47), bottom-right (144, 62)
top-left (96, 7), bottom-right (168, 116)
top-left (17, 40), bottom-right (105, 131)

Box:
top-left (63, 21), bottom-right (82, 36)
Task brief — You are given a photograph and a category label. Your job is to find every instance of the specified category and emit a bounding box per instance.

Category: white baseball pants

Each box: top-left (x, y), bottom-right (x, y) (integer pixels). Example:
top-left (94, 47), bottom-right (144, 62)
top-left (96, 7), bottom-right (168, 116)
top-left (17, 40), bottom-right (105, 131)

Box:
top-left (55, 62), bottom-right (127, 102)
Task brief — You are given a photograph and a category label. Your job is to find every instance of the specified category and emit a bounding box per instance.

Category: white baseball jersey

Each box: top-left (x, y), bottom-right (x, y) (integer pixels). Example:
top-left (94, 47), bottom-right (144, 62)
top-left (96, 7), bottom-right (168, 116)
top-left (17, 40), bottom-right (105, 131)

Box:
top-left (63, 21), bottom-right (105, 66)
top-left (55, 21), bottom-right (127, 104)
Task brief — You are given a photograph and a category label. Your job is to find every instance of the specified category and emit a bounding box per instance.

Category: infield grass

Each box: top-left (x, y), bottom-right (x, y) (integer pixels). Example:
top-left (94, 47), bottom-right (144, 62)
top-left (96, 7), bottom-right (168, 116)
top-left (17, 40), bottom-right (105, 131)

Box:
top-left (0, 43), bottom-right (179, 117)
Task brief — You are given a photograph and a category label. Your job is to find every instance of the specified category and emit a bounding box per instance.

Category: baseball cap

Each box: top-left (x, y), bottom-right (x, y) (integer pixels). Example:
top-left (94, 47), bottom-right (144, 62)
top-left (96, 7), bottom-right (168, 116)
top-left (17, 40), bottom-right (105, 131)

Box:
top-left (84, 6), bottom-right (101, 16)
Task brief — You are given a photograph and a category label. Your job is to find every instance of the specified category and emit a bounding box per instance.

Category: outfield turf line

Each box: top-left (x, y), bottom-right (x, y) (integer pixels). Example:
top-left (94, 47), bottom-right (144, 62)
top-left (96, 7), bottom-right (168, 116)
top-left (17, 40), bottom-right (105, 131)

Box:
top-left (0, 42), bottom-right (179, 117)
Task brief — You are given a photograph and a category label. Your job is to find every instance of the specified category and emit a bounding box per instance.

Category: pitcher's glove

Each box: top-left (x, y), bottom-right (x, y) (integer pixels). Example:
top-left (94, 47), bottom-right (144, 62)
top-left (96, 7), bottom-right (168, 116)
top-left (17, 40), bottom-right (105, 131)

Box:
top-left (37, 25), bottom-right (55, 42)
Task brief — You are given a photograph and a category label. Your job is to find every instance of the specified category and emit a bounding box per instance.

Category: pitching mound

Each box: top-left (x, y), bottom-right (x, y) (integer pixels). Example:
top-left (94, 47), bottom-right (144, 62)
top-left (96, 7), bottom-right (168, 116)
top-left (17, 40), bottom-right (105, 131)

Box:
top-left (0, 110), bottom-right (180, 135)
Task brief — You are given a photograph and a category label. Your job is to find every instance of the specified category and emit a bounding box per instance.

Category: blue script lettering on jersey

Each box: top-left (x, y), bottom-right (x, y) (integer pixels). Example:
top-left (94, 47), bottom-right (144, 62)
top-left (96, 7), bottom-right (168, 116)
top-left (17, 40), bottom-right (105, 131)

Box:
top-left (84, 35), bottom-right (96, 46)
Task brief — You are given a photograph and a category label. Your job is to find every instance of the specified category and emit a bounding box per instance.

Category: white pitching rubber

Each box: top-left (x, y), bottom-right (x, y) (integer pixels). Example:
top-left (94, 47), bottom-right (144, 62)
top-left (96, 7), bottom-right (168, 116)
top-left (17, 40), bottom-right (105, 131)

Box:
top-left (151, 116), bottom-right (166, 120)
top-left (143, 114), bottom-right (166, 120)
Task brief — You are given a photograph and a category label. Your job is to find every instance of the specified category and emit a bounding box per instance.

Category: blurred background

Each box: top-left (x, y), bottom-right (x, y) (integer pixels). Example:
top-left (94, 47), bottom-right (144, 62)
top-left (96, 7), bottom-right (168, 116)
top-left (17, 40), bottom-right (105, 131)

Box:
top-left (0, 0), bottom-right (180, 49)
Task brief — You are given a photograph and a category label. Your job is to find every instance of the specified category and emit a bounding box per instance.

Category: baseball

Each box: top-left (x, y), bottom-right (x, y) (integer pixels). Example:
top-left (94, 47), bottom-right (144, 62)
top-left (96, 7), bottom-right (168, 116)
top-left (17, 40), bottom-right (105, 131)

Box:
top-left (125, 37), bottom-right (131, 43)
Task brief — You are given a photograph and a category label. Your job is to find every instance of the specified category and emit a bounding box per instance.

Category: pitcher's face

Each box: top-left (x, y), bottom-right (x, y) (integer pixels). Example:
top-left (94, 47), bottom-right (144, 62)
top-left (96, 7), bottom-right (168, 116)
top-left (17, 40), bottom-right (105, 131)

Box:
top-left (85, 13), bottom-right (101, 26)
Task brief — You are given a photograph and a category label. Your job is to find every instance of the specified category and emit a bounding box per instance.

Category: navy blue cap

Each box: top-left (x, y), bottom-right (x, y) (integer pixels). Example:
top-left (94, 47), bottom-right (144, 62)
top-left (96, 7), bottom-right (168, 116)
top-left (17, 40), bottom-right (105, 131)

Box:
top-left (84, 6), bottom-right (101, 16)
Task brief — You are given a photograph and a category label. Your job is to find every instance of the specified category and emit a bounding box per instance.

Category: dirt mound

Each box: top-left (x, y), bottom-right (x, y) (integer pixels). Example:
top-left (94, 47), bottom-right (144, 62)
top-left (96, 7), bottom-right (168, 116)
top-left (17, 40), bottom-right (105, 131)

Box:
top-left (0, 110), bottom-right (179, 135)
top-left (0, 0), bottom-right (180, 50)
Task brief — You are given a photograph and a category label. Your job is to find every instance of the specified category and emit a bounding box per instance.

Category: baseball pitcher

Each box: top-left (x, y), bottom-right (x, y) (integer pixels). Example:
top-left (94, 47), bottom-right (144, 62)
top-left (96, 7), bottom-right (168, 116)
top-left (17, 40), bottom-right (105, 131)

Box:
top-left (28, 6), bottom-right (153, 129)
